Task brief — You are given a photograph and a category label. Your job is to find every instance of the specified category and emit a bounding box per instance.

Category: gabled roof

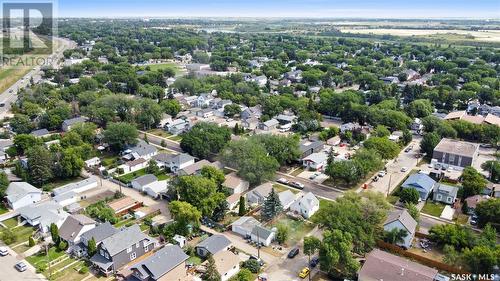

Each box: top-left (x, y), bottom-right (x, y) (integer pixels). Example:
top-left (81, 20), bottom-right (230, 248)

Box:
top-left (30, 128), bottom-right (50, 137)
top-left (179, 160), bottom-right (223, 175)
top-left (63, 116), bottom-right (88, 126)
top-left (126, 158), bottom-right (147, 167)
top-left (278, 190), bottom-right (296, 207)
top-left (359, 249), bottom-right (438, 281)
top-left (251, 225), bottom-right (274, 240)
top-left (435, 183), bottom-right (459, 198)
top-left (384, 209), bottom-right (417, 235)
top-left (59, 215), bottom-right (96, 243)
top-left (100, 225), bottom-right (153, 256)
top-left (299, 140), bottom-right (324, 153)
top-left (262, 119), bottom-right (279, 127)
top-left (223, 172), bottom-right (248, 190)
top-left (402, 173), bottom-right (436, 193)
top-left (108, 196), bottom-right (140, 213)
top-left (249, 182), bottom-right (273, 198)
top-left (80, 222), bottom-right (118, 244)
top-left (52, 176), bottom-right (98, 196)
top-left (131, 245), bottom-right (188, 280)
top-left (132, 174), bottom-right (158, 187)
top-left (231, 216), bottom-right (261, 231)
top-left (294, 192), bottom-right (319, 210)
top-left (128, 140), bottom-right (157, 157)
top-left (196, 234), bottom-right (231, 255)
top-left (209, 251), bottom-right (239, 276)
top-left (303, 152), bottom-right (328, 163)
top-left (6, 182), bottom-right (41, 203)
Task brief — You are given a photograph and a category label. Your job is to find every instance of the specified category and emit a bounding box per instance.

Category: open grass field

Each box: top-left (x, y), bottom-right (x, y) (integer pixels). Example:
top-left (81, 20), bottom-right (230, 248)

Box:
top-left (340, 28), bottom-right (500, 42)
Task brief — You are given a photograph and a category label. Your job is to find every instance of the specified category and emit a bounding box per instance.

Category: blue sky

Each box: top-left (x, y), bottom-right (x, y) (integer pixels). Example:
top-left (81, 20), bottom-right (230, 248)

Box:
top-left (57, 0), bottom-right (500, 19)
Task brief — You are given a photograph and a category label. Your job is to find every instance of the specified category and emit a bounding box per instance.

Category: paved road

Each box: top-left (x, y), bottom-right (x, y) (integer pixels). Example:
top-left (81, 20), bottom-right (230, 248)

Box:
top-left (139, 130), bottom-right (183, 153)
top-left (0, 37), bottom-right (75, 119)
top-left (361, 136), bottom-right (423, 195)
top-left (274, 173), bottom-right (343, 201)
top-left (0, 244), bottom-right (46, 281)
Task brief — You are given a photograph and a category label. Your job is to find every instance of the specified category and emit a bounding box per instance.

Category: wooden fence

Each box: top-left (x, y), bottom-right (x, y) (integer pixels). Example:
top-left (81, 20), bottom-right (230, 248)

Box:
top-left (376, 240), bottom-right (469, 275)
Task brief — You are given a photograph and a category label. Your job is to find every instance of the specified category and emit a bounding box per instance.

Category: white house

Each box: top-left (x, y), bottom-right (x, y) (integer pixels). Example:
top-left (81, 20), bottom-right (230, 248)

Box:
top-left (153, 153), bottom-right (195, 174)
top-left (122, 140), bottom-right (158, 161)
top-left (118, 158), bottom-right (148, 174)
top-left (84, 157), bottom-right (101, 168)
top-left (383, 209), bottom-right (417, 249)
top-left (246, 182), bottom-right (273, 205)
top-left (223, 173), bottom-right (250, 195)
top-left (279, 190), bottom-right (298, 209)
top-left (18, 201), bottom-right (69, 233)
top-left (290, 192), bottom-right (319, 219)
top-left (302, 152), bottom-right (328, 170)
top-left (131, 174), bottom-right (168, 199)
top-left (251, 225), bottom-right (275, 247)
top-left (209, 251), bottom-right (240, 281)
top-left (52, 177), bottom-right (99, 197)
top-left (173, 234), bottom-right (187, 248)
top-left (5, 182), bottom-right (42, 210)
top-left (231, 216), bottom-right (261, 238)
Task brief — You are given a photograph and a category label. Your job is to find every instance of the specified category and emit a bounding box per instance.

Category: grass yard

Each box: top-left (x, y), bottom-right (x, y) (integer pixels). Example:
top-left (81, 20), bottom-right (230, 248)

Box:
top-left (454, 214), bottom-right (469, 225)
top-left (116, 168), bottom-right (170, 183)
top-left (42, 176), bottom-right (85, 191)
top-left (187, 256), bottom-right (202, 266)
top-left (26, 247), bottom-right (67, 270)
top-left (221, 213), bottom-right (240, 226)
top-left (146, 63), bottom-right (181, 73)
top-left (269, 217), bottom-right (315, 245)
top-left (290, 167), bottom-right (304, 177)
top-left (114, 217), bottom-right (135, 228)
top-left (0, 223), bottom-right (35, 245)
top-left (273, 184), bottom-right (299, 194)
top-left (156, 173), bottom-right (170, 181)
top-left (147, 129), bottom-right (172, 138)
top-left (387, 195), bottom-right (400, 205)
top-left (101, 154), bottom-right (120, 168)
top-left (421, 201), bottom-right (445, 217)
top-left (2, 217), bottom-right (18, 228)
top-left (168, 135), bottom-right (183, 142)
top-left (49, 260), bottom-right (89, 281)
top-left (12, 243), bottom-right (32, 254)
top-left (0, 205), bottom-right (9, 215)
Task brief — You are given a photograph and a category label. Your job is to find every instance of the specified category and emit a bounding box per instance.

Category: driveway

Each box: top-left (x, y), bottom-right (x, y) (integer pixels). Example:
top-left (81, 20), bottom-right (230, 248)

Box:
top-left (0, 244), bottom-right (46, 281)
top-left (139, 131), bottom-right (183, 153)
top-left (274, 174), bottom-right (343, 201)
top-left (361, 136), bottom-right (423, 195)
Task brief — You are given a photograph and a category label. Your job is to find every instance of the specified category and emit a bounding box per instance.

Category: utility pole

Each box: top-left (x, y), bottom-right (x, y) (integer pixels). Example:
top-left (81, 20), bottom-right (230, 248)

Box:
top-left (46, 244), bottom-right (51, 279)
top-left (387, 174), bottom-right (392, 196)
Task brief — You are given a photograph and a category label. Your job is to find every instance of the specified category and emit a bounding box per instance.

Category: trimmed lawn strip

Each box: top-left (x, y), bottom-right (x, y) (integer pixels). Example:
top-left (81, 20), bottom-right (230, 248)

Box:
top-left (269, 217), bottom-right (315, 245)
top-left (421, 201), bottom-right (445, 217)
top-left (273, 184), bottom-right (299, 194)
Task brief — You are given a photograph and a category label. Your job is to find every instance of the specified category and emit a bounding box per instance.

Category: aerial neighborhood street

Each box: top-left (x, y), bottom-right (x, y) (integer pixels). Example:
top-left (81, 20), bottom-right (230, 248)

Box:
top-left (0, 2), bottom-right (499, 281)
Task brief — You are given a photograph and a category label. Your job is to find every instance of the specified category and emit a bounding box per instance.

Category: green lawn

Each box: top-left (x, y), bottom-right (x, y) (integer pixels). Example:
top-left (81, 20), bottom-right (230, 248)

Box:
top-left (42, 177), bottom-right (85, 191)
top-left (157, 173), bottom-right (170, 181)
top-left (26, 247), bottom-right (67, 270)
top-left (101, 154), bottom-right (120, 168)
top-left (421, 201), bottom-right (446, 217)
top-left (187, 256), bottom-right (202, 266)
top-left (290, 167), bottom-right (304, 177)
top-left (273, 184), bottom-right (299, 194)
top-left (147, 129), bottom-right (172, 138)
top-left (114, 217), bottom-right (135, 228)
top-left (116, 168), bottom-right (170, 183)
top-left (168, 135), bottom-right (182, 142)
top-left (3, 218), bottom-right (18, 228)
top-left (0, 220), bottom-right (36, 245)
top-left (269, 217), bottom-right (315, 245)
top-left (0, 205), bottom-right (9, 215)
top-left (146, 63), bottom-right (180, 73)
top-left (49, 260), bottom-right (89, 281)
top-left (387, 195), bottom-right (400, 205)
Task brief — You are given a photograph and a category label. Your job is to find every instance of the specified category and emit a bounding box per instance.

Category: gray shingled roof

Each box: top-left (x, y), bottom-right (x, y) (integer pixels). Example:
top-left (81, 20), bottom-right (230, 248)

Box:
top-left (251, 225), bottom-right (274, 240)
top-left (30, 128), bottom-right (50, 137)
top-left (384, 209), bottom-right (417, 235)
top-left (6, 182), bottom-right (41, 203)
top-left (132, 174), bottom-right (158, 187)
top-left (129, 140), bottom-right (157, 157)
top-left (80, 222), bottom-right (118, 244)
top-left (196, 234), bottom-right (231, 255)
top-left (100, 225), bottom-right (153, 256)
top-left (59, 215), bottom-right (96, 243)
top-left (63, 116), bottom-right (88, 126)
top-left (52, 176), bottom-right (98, 196)
top-left (130, 245), bottom-right (188, 280)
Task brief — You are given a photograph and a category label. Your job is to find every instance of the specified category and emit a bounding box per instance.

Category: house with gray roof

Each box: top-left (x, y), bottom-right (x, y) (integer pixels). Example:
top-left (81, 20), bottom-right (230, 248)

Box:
top-left (18, 201), bottom-right (69, 233)
top-left (178, 160), bottom-right (223, 176)
top-left (195, 234), bottom-right (232, 258)
top-left (433, 184), bottom-right (459, 205)
top-left (231, 216), bottom-right (261, 238)
top-left (383, 209), bottom-right (417, 249)
top-left (290, 192), bottom-right (320, 219)
top-left (52, 176), bottom-right (98, 197)
top-left (153, 152), bottom-right (195, 174)
top-left (62, 116), bottom-right (88, 132)
top-left (90, 225), bottom-right (157, 276)
top-left (123, 140), bottom-right (158, 160)
top-left (250, 225), bottom-right (275, 247)
top-left (131, 174), bottom-right (168, 199)
top-left (80, 222), bottom-right (118, 247)
top-left (432, 138), bottom-right (479, 169)
top-left (131, 245), bottom-right (189, 281)
top-left (5, 182), bottom-right (42, 210)
top-left (259, 119), bottom-right (279, 131)
top-left (59, 215), bottom-right (96, 247)
top-left (299, 140), bottom-right (325, 159)
top-left (401, 173), bottom-right (436, 200)
top-left (246, 182), bottom-right (273, 205)
top-left (30, 128), bottom-right (50, 138)
top-left (279, 190), bottom-right (298, 209)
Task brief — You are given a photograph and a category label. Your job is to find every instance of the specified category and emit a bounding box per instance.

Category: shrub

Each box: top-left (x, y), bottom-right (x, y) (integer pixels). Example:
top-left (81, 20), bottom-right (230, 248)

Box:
top-left (79, 266), bottom-right (89, 274)
top-left (1, 228), bottom-right (16, 244)
top-left (399, 187), bottom-right (420, 204)
top-left (28, 236), bottom-right (36, 247)
top-left (241, 259), bottom-right (260, 273)
top-left (58, 241), bottom-right (68, 251)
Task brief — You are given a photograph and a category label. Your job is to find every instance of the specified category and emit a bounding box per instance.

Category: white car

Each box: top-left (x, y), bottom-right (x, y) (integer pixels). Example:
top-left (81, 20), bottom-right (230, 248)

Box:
top-left (0, 247), bottom-right (8, 256)
top-left (401, 167), bottom-right (408, 172)
top-left (277, 178), bottom-right (289, 184)
top-left (378, 171), bottom-right (386, 177)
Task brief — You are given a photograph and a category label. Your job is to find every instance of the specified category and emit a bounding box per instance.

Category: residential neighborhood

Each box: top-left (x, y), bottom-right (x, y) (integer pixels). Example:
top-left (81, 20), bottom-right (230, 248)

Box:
top-left (0, 5), bottom-right (499, 281)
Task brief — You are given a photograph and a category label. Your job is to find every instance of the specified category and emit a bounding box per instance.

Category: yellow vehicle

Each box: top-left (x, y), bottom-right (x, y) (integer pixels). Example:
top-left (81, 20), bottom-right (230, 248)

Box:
top-left (299, 267), bottom-right (310, 278)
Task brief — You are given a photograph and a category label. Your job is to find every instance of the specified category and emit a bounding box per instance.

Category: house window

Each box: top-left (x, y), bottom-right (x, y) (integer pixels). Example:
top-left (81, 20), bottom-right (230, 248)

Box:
top-left (144, 246), bottom-right (149, 252)
top-left (447, 197), bottom-right (452, 203)
top-left (104, 252), bottom-right (109, 259)
top-left (437, 194), bottom-right (442, 200)
top-left (100, 249), bottom-right (104, 256)
top-left (127, 247), bottom-right (132, 253)
top-left (130, 252), bottom-right (136, 260)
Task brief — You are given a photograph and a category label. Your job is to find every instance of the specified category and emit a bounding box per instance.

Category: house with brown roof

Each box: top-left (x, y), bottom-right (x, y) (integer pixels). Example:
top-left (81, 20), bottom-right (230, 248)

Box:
top-left (223, 172), bottom-right (249, 194)
top-left (108, 196), bottom-right (142, 215)
top-left (202, 251), bottom-right (239, 281)
top-left (383, 209), bottom-right (417, 249)
top-left (464, 195), bottom-right (490, 214)
top-left (59, 214), bottom-right (96, 247)
top-left (358, 249), bottom-right (443, 281)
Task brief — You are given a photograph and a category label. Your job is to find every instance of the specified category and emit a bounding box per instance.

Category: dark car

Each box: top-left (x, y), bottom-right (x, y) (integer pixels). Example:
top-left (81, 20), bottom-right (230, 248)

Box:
top-left (310, 257), bottom-right (319, 268)
top-left (287, 247), bottom-right (299, 258)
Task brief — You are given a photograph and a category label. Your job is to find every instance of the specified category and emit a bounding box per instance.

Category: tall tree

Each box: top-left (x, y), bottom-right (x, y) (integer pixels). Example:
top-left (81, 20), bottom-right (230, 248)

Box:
top-left (103, 122), bottom-right (138, 151)
top-left (50, 223), bottom-right (60, 245)
top-left (304, 236), bottom-right (321, 280)
top-left (319, 229), bottom-right (360, 279)
top-left (461, 167), bottom-right (488, 199)
top-left (169, 201), bottom-right (202, 235)
top-left (203, 255), bottom-right (221, 281)
top-left (383, 228), bottom-right (408, 245)
top-left (173, 176), bottom-right (226, 217)
top-left (87, 237), bottom-right (97, 257)
top-left (238, 196), bottom-right (246, 216)
top-left (27, 146), bottom-right (53, 187)
top-left (261, 188), bottom-right (283, 221)
top-left (180, 122), bottom-right (231, 159)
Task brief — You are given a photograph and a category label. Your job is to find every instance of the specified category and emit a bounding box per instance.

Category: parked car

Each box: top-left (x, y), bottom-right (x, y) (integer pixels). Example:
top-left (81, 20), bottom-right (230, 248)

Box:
top-left (15, 261), bottom-right (27, 272)
top-left (404, 147), bottom-right (412, 152)
top-left (277, 178), bottom-right (289, 184)
top-left (290, 182), bottom-right (305, 189)
top-left (309, 173), bottom-right (319, 180)
top-left (288, 247), bottom-right (299, 258)
top-left (249, 255), bottom-right (264, 266)
top-left (0, 247), bottom-right (8, 256)
top-left (401, 167), bottom-right (408, 172)
top-left (372, 176), bottom-right (379, 182)
top-left (299, 267), bottom-right (310, 278)
top-left (378, 171), bottom-right (386, 177)
top-left (310, 257), bottom-right (319, 268)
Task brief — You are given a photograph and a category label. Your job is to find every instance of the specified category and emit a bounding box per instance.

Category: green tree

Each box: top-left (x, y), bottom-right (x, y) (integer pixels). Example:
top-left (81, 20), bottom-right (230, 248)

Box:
top-left (442, 244), bottom-right (460, 265)
top-left (174, 176), bottom-right (226, 217)
top-left (406, 99), bottom-right (434, 118)
top-left (27, 146), bottom-right (53, 187)
top-left (201, 166), bottom-right (225, 187)
top-left (169, 201), bottom-right (202, 235)
top-left (145, 159), bottom-right (160, 175)
top-left (223, 104), bottom-right (242, 117)
top-left (180, 122), bottom-right (231, 159)
top-left (241, 259), bottom-right (260, 273)
top-left (88, 237), bottom-right (97, 257)
top-left (203, 255), bottom-right (221, 281)
top-left (325, 160), bottom-right (361, 184)
top-left (13, 134), bottom-right (42, 155)
top-left (261, 188), bottom-right (283, 221)
top-left (405, 203), bottom-right (420, 222)
top-left (462, 246), bottom-right (498, 274)
top-left (220, 139), bottom-right (279, 186)
top-left (0, 172), bottom-right (9, 197)
top-left (363, 137), bottom-right (400, 159)
top-left (10, 114), bottom-right (33, 134)
top-left (59, 148), bottom-right (84, 178)
top-left (251, 134), bottom-right (301, 166)
top-left (475, 198), bottom-right (500, 229)
top-left (276, 223), bottom-right (290, 245)
top-left (428, 224), bottom-right (476, 250)
top-left (28, 236), bottom-right (35, 247)
top-left (50, 223), bottom-right (60, 245)
top-left (1, 228), bottom-right (16, 244)
top-left (319, 229), bottom-right (360, 279)
top-left (399, 188), bottom-right (420, 204)
top-left (420, 132), bottom-right (440, 156)
top-left (374, 125), bottom-right (390, 137)
top-left (304, 236), bottom-right (321, 278)
top-left (461, 166), bottom-right (487, 199)
top-left (481, 160), bottom-right (500, 183)
top-left (383, 228), bottom-right (408, 245)
top-left (104, 122), bottom-right (138, 151)
top-left (238, 196), bottom-right (246, 216)
top-left (230, 269), bottom-right (253, 281)
top-left (161, 99), bottom-right (181, 117)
